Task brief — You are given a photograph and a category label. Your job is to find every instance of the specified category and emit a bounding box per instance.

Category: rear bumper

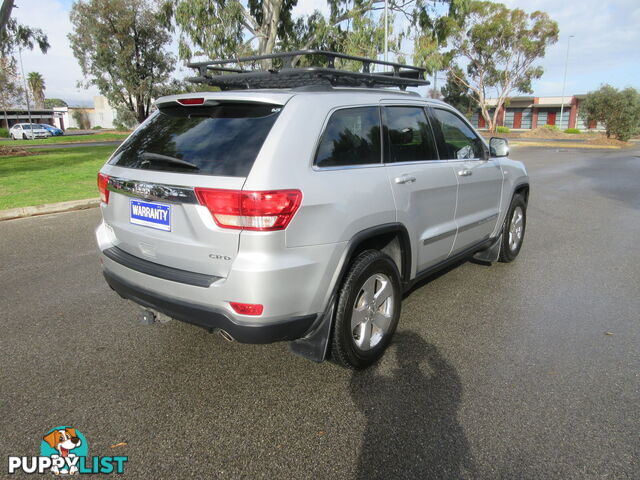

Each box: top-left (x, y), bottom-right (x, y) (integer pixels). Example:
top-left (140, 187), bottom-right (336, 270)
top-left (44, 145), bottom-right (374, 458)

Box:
top-left (103, 269), bottom-right (317, 343)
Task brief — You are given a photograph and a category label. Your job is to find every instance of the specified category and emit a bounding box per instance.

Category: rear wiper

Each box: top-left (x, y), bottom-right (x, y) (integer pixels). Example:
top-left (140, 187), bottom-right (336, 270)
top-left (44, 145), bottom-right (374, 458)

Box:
top-left (140, 152), bottom-right (199, 170)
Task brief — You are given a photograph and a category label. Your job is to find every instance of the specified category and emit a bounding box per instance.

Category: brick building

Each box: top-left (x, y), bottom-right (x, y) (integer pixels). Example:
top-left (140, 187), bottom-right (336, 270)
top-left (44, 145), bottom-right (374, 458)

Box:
top-left (471, 95), bottom-right (601, 131)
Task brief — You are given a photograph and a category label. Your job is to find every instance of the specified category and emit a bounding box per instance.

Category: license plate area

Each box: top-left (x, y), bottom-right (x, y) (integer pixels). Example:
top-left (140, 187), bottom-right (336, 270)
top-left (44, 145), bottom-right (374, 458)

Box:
top-left (130, 199), bottom-right (171, 231)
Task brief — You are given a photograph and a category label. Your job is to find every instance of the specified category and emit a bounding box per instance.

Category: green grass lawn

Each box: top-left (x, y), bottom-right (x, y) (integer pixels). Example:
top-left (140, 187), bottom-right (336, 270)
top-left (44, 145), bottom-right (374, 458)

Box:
top-left (1, 132), bottom-right (129, 146)
top-left (0, 145), bottom-right (116, 210)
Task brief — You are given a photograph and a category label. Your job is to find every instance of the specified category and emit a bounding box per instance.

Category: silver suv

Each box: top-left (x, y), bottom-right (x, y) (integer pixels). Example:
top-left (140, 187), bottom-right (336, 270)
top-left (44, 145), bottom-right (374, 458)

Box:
top-left (96, 52), bottom-right (529, 369)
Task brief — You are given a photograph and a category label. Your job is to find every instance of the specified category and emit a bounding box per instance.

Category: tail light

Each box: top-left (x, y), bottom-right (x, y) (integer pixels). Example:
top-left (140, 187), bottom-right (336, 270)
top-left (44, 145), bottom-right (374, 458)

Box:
top-left (98, 173), bottom-right (110, 204)
top-left (229, 302), bottom-right (264, 316)
top-left (194, 189), bottom-right (302, 231)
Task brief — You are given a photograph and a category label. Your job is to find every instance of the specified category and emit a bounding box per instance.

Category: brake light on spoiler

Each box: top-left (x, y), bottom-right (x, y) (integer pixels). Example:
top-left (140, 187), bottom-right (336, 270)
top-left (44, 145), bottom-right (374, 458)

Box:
top-left (176, 97), bottom-right (205, 105)
top-left (194, 189), bottom-right (302, 231)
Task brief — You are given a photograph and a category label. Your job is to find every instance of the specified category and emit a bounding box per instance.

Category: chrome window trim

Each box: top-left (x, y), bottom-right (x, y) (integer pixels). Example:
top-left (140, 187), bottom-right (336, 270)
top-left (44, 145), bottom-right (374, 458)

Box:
top-left (385, 159), bottom-right (450, 166)
top-left (311, 163), bottom-right (386, 172)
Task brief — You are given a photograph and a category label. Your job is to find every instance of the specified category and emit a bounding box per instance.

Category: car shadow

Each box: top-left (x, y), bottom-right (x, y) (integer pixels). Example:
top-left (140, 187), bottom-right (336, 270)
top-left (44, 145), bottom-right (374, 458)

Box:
top-left (350, 331), bottom-right (475, 479)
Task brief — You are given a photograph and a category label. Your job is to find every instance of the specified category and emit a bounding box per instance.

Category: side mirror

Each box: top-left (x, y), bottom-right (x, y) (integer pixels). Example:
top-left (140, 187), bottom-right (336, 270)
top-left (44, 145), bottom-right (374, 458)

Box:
top-left (489, 137), bottom-right (510, 157)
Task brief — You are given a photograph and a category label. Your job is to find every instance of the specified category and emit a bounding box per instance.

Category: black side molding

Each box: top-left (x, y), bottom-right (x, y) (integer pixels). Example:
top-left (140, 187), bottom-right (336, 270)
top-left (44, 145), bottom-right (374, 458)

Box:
top-left (103, 246), bottom-right (220, 288)
top-left (408, 237), bottom-right (496, 289)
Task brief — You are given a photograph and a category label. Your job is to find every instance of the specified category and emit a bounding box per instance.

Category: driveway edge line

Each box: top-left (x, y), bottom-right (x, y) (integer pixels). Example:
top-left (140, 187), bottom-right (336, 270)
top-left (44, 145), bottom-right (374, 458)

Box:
top-left (0, 198), bottom-right (100, 221)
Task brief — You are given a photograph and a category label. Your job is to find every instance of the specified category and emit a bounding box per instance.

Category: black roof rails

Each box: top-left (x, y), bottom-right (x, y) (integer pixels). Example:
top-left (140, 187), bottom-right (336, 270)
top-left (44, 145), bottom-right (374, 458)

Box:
top-left (186, 50), bottom-right (430, 91)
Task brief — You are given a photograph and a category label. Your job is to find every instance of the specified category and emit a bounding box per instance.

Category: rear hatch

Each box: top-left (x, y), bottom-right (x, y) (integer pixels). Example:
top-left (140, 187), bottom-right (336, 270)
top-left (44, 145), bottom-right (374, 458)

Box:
top-left (99, 97), bottom-right (285, 278)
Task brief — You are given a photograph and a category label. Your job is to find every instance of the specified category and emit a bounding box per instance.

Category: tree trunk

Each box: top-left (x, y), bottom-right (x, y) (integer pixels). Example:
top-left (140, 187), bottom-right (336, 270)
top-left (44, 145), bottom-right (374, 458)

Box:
top-left (258, 0), bottom-right (283, 68)
top-left (135, 98), bottom-right (146, 124)
top-left (0, 0), bottom-right (14, 36)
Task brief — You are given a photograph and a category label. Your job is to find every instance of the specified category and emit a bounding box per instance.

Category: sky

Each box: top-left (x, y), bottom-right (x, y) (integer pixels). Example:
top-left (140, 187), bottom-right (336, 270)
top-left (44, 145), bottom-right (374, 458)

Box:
top-left (11, 0), bottom-right (640, 106)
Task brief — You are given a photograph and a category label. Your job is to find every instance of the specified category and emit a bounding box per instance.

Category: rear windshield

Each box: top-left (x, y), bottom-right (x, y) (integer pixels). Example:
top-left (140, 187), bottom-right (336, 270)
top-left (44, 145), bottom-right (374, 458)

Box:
top-left (109, 102), bottom-right (282, 177)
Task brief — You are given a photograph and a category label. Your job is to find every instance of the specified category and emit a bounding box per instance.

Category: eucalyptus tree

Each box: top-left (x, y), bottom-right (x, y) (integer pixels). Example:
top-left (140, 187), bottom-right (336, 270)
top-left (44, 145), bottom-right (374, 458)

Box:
top-left (69, 0), bottom-right (175, 124)
top-left (161, 0), bottom-right (468, 71)
top-left (442, 1), bottom-right (559, 131)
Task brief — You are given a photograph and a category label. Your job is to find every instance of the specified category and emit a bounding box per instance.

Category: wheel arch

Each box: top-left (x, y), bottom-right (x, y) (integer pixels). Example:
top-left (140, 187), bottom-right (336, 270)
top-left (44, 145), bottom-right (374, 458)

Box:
top-left (513, 182), bottom-right (530, 205)
top-left (289, 222), bottom-right (412, 363)
top-left (341, 223), bottom-right (412, 287)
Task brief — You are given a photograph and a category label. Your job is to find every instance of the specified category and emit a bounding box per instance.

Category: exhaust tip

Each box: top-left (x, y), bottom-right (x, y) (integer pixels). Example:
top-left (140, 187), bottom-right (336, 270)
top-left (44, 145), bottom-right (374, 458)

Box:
top-left (218, 330), bottom-right (235, 342)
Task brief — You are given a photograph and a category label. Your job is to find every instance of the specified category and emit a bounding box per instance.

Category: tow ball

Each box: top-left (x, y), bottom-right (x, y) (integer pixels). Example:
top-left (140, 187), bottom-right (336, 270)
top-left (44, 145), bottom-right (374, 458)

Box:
top-left (139, 308), bottom-right (172, 325)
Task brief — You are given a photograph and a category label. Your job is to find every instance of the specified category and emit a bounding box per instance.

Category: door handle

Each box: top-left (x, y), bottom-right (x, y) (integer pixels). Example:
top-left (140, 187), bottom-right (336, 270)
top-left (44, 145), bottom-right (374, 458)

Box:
top-left (458, 170), bottom-right (473, 177)
top-left (394, 174), bottom-right (416, 184)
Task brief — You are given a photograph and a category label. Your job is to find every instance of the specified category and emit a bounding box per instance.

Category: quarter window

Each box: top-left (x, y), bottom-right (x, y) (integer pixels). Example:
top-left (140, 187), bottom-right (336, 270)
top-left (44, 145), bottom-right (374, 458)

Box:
top-left (383, 106), bottom-right (439, 163)
top-left (432, 108), bottom-right (486, 160)
top-left (315, 107), bottom-right (382, 168)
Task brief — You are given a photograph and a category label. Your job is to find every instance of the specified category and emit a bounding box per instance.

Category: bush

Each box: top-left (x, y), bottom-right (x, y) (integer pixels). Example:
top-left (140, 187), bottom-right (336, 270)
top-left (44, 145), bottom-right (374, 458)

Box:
top-left (541, 124), bottom-right (560, 131)
top-left (67, 127), bottom-right (78, 130)
top-left (71, 110), bottom-right (91, 130)
top-left (0, 128), bottom-right (8, 138)
top-left (92, 125), bottom-right (103, 130)
top-left (580, 85), bottom-right (640, 141)
top-left (496, 126), bottom-right (510, 134)
top-left (564, 128), bottom-right (581, 134)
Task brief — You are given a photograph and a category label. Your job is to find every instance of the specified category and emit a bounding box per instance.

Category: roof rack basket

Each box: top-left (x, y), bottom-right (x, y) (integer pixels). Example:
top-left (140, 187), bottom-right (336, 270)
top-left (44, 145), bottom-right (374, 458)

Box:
top-left (186, 50), bottom-right (430, 91)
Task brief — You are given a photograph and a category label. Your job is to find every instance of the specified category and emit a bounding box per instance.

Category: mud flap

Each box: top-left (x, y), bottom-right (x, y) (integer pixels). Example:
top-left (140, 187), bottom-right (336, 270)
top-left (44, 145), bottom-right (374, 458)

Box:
top-left (288, 298), bottom-right (335, 362)
top-left (473, 236), bottom-right (502, 263)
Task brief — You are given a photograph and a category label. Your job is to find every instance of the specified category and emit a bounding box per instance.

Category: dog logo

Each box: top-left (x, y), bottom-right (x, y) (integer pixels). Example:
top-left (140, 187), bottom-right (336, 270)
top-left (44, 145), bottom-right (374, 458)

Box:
top-left (41, 427), bottom-right (86, 475)
top-left (8, 426), bottom-right (127, 475)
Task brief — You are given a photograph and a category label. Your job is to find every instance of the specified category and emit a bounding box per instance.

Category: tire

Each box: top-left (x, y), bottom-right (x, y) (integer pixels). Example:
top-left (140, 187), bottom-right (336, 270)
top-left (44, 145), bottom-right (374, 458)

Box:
top-left (499, 194), bottom-right (527, 263)
top-left (330, 250), bottom-right (402, 369)
top-left (22, 133), bottom-right (27, 140)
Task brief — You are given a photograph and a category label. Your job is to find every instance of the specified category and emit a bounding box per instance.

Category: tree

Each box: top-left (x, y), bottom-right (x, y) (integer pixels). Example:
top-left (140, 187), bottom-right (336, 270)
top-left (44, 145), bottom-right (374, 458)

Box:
top-left (161, 0), bottom-right (467, 71)
top-left (441, 66), bottom-right (473, 116)
top-left (71, 109), bottom-right (91, 129)
top-left (0, 0), bottom-right (13, 35)
top-left (0, 55), bottom-right (22, 127)
top-left (27, 72), bottom-right (45, 108)
top-left (580, 85), bottom-right (640, 142)
top-left (44, 98), bottom-right (68, 108)
top-left (444, 1), bottom-right (558, 132)
top-left (0, 0), bottom-right (49, 57)
top-left (71, 109), bottom-right (91, 130)
top-left (69, 0), bottom-right (175, 124)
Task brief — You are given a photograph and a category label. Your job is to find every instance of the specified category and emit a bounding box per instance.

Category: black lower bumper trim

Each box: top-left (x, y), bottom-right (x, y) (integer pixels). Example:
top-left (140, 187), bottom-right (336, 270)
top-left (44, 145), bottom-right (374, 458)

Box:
top-left (103, 270), bottom-right (317, 344)
top-left (103, 246), bottom-right (220, 288)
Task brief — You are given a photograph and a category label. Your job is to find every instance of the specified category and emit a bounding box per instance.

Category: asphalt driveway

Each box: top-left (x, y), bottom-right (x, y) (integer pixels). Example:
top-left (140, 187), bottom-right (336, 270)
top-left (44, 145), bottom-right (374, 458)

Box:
top-left (1, 147), bottom-right (638, 479)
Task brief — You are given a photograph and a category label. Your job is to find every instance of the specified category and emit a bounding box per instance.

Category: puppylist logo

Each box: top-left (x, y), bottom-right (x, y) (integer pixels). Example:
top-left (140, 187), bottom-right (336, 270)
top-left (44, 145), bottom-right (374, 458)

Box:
top-left (8, 426), bottom-right (128, 475)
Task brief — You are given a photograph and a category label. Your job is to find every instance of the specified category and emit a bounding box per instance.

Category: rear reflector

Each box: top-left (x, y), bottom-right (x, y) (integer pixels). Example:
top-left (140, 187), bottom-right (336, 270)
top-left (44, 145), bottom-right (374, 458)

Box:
top-left (98, 173), bottom-right (110, 204)
top-left (177, 97), bottom-right (205, 105)
top-left (194, 188), bottom-right (302, 231)
top-left (229, 302), bottom-right (264, 316)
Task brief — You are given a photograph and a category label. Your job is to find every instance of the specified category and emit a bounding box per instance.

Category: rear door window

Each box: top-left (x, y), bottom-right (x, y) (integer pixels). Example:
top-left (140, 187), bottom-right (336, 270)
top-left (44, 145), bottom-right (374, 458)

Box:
top-left (382, 106), bottom-right (439, 163)
top-left (314, 107), bottom-right (382, 168)
top-left (109, 102), bottom-right (282, 177)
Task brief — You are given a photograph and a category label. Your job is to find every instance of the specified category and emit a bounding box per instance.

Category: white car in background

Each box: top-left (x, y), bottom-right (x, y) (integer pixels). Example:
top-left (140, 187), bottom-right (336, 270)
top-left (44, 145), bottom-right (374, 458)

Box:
top-left (9, 123), bottom-right (50, 140)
